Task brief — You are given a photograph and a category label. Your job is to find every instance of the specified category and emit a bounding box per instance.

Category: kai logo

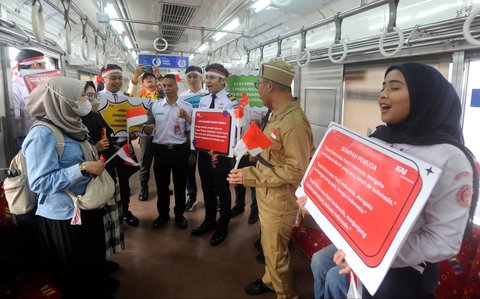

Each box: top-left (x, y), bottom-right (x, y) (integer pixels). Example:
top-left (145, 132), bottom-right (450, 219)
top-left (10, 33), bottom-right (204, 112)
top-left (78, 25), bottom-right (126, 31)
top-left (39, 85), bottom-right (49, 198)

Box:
top-left (395, 165), bottom-right (408, 175)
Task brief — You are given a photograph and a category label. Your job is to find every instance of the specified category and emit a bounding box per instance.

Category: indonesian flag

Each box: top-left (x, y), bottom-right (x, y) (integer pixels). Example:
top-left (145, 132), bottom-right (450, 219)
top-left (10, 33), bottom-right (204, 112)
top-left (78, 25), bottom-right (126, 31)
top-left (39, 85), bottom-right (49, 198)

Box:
top-left (127, 107), bottom-right (148, 128)
top-left (233, 122), bottom-right (273, 158)
top-left (116, 144), bottom-right (140, 166)
top-left (234, 92), bottom-right (250, 128)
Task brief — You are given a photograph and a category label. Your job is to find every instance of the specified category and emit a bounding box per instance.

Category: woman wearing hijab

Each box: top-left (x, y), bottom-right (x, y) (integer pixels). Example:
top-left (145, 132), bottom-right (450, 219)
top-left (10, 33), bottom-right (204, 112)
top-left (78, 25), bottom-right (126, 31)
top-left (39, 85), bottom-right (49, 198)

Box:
top-left (300, 62), bottom-right (478, 299)
top-left (81, 81), bottom-right (125, 271)
top-left (23, 77), bottom-right (115, 298)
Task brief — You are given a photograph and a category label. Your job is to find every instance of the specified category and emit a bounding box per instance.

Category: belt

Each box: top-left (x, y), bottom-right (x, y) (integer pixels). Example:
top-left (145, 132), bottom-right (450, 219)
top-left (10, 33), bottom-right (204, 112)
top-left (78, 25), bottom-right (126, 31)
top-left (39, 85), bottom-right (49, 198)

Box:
top-left (155, 143), bottom-right (187, 150)
top-left (411, 262), bottom-right (427, 274)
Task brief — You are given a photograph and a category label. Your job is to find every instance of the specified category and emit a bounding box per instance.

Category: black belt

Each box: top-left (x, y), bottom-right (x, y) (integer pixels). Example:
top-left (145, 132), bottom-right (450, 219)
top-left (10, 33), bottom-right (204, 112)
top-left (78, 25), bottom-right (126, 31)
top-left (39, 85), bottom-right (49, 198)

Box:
top-left (155, 143), bottom-right (187, 150)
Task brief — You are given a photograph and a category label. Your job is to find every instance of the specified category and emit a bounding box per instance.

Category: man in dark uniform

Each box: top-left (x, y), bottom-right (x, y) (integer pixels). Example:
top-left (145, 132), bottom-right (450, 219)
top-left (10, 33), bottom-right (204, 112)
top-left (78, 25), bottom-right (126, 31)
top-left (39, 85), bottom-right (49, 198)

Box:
top-left (191, 63), bottom-right (238, 246)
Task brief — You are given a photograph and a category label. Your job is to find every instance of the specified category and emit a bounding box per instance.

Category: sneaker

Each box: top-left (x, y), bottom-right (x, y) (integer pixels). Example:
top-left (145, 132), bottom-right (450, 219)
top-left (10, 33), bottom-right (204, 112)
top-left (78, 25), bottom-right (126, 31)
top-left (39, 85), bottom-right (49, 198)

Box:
top-left (152, 215), bottom-right (170, 229)
top-left (185, 198), bottom-right (197, 212)
top-left (230, 205), bottom-right (245, 218)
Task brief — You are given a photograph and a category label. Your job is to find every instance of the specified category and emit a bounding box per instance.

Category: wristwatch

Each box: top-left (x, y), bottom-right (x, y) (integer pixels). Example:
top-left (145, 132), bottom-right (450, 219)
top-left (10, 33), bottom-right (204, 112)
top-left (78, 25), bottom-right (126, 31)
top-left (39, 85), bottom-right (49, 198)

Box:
top-left (79, 163), bottom-right (89, 176)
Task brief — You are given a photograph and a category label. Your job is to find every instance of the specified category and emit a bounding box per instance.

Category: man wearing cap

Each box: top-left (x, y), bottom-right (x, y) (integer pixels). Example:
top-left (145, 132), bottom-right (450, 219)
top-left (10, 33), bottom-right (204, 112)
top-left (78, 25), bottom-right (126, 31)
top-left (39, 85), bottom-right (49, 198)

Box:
top-left (143, 74), bottom-right (192, 230)
top-left (98, 64), bottom-right (142, 227)
top-left (11, 49), bottom-right (46, 118)
top-left (179, 65), bottom-right (207, 211)
top-left (191, 63), bottom-right (237, 246)
top-left (228, 58), bottom-right (314, 298)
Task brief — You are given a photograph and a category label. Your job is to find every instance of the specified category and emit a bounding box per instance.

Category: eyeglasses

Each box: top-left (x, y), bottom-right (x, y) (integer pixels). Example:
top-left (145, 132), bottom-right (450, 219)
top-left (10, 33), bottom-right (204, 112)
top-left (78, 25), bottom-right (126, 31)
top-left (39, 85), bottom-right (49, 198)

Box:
top-left (254, 81), bottom-right (268, 90)
top-left (85, 92), bottom-right (99, 100)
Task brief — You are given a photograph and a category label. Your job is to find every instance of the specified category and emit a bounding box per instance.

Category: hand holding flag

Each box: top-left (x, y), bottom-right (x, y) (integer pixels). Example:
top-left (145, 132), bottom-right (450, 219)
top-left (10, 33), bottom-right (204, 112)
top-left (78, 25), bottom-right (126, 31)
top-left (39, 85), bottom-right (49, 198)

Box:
top-left (233, 122), bottom-right (273, 169)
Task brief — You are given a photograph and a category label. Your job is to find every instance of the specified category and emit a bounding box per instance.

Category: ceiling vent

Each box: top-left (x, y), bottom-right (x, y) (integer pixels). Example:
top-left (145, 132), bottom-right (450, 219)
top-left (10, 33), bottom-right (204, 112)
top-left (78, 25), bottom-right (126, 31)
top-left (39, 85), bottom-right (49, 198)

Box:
top-left (160, 2), bottom-right (197, 46)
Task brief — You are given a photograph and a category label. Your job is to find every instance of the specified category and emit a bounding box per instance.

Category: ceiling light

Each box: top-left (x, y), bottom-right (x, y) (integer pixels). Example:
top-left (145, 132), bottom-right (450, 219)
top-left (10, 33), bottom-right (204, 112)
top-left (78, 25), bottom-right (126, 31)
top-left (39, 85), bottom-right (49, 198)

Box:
top-left (198, 44), bottom-right (208, 53)
top-left (213, 18), bottom-right (240, 41)
top-left (252, 0), bottom-right (271, 13)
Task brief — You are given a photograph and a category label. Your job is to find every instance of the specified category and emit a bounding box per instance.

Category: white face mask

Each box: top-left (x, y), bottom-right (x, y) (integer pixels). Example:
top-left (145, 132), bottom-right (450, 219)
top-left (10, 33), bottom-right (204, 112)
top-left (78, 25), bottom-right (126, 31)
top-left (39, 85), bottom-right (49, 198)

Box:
top-left (73, 100), bottom-right (92, 116)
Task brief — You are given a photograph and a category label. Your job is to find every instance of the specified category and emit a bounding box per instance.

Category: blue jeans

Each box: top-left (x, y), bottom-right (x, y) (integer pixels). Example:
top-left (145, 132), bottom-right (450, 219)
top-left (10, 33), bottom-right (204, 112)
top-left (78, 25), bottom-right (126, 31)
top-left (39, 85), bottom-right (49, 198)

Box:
top-left (311, 244), bottom-right (349, 299)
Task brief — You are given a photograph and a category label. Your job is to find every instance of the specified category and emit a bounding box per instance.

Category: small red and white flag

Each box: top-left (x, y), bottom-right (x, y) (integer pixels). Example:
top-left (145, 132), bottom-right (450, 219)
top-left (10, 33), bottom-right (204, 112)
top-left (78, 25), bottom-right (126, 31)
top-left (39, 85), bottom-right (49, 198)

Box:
top-left (116, 144), bottom-right (140, 166)
top-left (126, 107), bottom-right (148, 128)
top-left (233, 122), bottom-right (273, 164)
top-left (234, 92), bottom-right (250, 128)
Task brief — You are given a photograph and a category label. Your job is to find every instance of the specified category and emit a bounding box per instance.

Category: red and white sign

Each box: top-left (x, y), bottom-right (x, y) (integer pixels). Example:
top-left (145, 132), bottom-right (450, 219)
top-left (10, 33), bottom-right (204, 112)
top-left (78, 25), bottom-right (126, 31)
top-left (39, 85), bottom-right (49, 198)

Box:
top-left (190, 109), bottom-right (235, 157)
top-left (23, 70), bottom-right (62, 92)
top-left (296, 123), bottom-right (441, 295)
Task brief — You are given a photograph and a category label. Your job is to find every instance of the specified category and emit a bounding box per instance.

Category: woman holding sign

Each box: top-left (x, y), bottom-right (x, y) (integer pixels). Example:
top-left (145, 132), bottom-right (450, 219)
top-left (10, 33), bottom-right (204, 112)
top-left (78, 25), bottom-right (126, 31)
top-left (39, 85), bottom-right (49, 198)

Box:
top-left (302, 62), bottom-right (478, 299)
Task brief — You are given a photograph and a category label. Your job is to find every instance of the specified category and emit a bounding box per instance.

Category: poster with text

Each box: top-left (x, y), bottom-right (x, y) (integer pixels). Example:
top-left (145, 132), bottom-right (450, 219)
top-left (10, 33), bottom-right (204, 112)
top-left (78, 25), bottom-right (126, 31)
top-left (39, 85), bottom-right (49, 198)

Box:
top-left (98, 96), bottom-right (151, 138)
top-left (295, 122), bottom-right (441, 295)
top-left (190, 109), bottom-right (235, 157)
top-left (226, 75), bottom-right (264, 107)
top-left (23, 69), bottom-right (62, 92)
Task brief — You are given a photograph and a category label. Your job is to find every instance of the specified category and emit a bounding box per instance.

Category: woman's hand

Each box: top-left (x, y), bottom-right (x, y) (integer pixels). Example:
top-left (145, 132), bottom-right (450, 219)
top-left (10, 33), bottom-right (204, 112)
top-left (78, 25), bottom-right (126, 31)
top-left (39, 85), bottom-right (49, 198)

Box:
top-left (82, 161), bottom-right (105, 177)
top-left (296, 196), bottom-right (308, 211)
top-left (228, 168), bottom-right (244, 185)
top-left (95, 138), bottom-right (110, 152)
top-left (333, 249), bottom-right (352, 275)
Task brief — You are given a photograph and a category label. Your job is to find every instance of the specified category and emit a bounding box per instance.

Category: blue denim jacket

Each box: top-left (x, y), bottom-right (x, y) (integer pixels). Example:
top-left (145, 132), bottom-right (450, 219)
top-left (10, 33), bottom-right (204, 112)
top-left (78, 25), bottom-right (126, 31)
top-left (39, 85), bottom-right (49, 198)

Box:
top-left (23, 125), bottom-right (90, 220)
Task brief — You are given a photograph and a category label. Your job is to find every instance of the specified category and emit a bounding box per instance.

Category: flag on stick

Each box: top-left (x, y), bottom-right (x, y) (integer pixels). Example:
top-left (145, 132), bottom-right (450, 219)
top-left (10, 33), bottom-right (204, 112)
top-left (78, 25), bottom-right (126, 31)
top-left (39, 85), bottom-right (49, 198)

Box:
top-left (116, 144), bottom-right (140, 166)
top-left (233, 122), bottom-right (272, 168)
top-left (127, 107), bottom-right (148, 128)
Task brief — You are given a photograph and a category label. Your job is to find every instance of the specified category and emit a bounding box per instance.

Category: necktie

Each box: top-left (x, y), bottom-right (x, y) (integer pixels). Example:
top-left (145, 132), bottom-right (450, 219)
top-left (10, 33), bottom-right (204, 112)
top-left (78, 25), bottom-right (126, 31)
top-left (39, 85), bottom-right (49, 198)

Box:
top-left (113, 93), bottom-right (118, 102)
top-left (209, 94), bottom-right (217, 109)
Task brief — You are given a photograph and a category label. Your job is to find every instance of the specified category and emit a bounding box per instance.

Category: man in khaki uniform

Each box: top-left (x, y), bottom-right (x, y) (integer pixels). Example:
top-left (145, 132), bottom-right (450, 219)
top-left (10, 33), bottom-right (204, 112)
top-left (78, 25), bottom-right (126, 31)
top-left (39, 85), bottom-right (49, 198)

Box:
top-left (228, 58), bottom-right (314, 299)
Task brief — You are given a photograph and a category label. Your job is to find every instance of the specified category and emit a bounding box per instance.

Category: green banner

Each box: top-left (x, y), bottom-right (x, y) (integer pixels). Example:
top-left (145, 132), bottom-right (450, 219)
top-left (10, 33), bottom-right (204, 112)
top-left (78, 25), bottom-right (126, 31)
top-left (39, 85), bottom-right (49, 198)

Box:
top-left (226, 75), bottom-right (264, 107)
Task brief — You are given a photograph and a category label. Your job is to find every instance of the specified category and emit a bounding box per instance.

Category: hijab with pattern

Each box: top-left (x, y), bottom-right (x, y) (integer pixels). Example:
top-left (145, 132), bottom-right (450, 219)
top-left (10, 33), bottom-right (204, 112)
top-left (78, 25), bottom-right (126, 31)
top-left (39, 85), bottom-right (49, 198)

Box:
top-left (370, 62), bottom-right (478, 235)
top-left (25, 77), bottom-right (89, 141)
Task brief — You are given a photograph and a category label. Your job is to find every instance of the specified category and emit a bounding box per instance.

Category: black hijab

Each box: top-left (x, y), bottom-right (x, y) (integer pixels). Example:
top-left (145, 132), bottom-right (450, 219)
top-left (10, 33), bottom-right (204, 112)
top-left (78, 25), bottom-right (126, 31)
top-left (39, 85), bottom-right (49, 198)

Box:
top-left (371, 62), bottom-right (478, 236)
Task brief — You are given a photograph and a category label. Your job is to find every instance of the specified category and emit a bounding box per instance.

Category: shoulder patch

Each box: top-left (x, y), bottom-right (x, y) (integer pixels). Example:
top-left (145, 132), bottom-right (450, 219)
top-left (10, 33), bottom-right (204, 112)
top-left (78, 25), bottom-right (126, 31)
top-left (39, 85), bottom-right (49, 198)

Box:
top-left (123, 92), bottom-right (131, 96)
top-left (201, 93), bottom-right (210, 97)
top-left (227, 93), bottom-right (236, 101)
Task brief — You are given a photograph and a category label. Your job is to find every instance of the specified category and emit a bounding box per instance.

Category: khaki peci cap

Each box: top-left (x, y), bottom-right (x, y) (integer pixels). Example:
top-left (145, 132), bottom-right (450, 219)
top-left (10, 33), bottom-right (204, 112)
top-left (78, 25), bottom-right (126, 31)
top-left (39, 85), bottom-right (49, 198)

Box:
top-left (259, 58), bottom-right (295, 87)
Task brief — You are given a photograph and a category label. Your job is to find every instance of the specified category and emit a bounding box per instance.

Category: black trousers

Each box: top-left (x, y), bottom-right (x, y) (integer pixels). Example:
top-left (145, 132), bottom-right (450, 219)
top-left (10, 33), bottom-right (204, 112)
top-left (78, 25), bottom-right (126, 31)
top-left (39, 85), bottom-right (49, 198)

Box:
top-left (152, 143), bottom-right (188, 219)
top-left (138, 135), bottom-right (154, 191)
top-left (198, 151), bottom-right (232, 232)
top-left (186, 151), bottom-right (198, 200)
top-left (234, 155), bottom-right (257, 210)
top-left (106, 156), bottom-right (136, 214)
top-left (37, 210), bottom-right (110, 299)
top-left (363, 263), bottom-right (440, 299)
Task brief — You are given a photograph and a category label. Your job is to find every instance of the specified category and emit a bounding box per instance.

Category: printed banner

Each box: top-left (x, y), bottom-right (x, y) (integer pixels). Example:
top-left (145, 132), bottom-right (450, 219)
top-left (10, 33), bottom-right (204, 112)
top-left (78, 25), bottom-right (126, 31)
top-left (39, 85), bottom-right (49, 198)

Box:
top-left (296, 122), bottom-right (442, 295)
top-left (23, 70), bottom-right (62, 92)
top-left (98, 95), bottom-right (151, 138)
top-left (190, 109), bottom-right (235, 157)
top-left (179, 94), bottom-right (202, 108)
top-left (226, 75), bottom-right (264, 107)
top-left (138, 54), bottom-right (189, 69)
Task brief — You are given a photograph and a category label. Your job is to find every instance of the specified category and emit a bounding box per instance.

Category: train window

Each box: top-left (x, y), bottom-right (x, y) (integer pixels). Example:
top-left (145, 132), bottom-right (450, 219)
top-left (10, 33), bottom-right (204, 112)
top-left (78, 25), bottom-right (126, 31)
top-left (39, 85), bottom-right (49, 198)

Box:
top-left (343, 59), bottom-right (451, 136)
top-left (463, 60), bottom-right (480, 225)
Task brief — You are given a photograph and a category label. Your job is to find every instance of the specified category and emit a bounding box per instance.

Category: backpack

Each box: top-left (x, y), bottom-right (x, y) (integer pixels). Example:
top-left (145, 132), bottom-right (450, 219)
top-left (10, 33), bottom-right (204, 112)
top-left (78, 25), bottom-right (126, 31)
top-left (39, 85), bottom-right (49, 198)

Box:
top-left (3, 121), bottom-right (64, 222)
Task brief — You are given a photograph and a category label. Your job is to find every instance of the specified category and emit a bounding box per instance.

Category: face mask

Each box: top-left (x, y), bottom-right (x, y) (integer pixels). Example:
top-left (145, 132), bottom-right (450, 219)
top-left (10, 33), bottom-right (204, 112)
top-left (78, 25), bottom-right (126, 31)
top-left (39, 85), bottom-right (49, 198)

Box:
top-left (73, 100), bottom-right (92, 116)
top-left (91, 100), bottom-right (100, 112)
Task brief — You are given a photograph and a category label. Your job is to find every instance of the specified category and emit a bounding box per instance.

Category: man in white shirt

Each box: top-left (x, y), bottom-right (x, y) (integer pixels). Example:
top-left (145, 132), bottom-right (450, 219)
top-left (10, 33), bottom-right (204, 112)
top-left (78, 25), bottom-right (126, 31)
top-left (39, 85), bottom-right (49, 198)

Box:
top-left (143, 74), bottom-right (193, 230)
top-left (191, 63), bottom-right (237, 246)
top-left (179, 65), bottom-right (206, 211)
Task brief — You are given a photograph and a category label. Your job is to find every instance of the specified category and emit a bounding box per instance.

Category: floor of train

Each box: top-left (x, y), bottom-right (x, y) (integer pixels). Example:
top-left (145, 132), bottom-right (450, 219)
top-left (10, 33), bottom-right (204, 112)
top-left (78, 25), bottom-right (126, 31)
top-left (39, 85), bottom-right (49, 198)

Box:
top-left (110, 145), bottom-right (314, 299)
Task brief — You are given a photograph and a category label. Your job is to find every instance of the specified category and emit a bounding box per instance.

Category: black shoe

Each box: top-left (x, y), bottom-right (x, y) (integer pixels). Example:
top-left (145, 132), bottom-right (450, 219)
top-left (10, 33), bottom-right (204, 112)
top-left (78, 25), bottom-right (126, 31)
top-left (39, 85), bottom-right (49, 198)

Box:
top-left (123, 211), bottom-right (139, 226)
top-left (230, 205), bottom-right (245, 218)
top-left (175, 215), bottom-right (188, 229)
top-left (254, 237), bottom-right (262, 252)
top-left (138, 189), bottom-right (148, 201)
top-left (245, 279), bottom-right (273, 295)
top-left (255, 252), bottom-right (265, 264)
top-left (210, 230), bottom-right (228, 246)
top-left (248, 210), bottom-right (259, 224)
top-left (191, 221), bottom-right (216, 236)
top-left (105, 260), bottom-right (119, 273)
top-left (152, 215), bottom-right (169, 229)
top-left (185, 198), bottom-right (197, 212)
